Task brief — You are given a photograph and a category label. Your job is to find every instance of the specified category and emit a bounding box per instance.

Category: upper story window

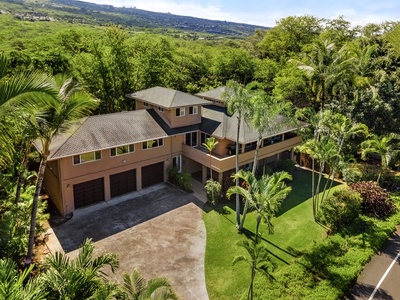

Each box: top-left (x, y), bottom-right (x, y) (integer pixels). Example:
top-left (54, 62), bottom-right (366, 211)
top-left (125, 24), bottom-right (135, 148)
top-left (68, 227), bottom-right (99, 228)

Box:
top-left (110, 144), bottom-right (135, 157)
top-left (143, 102), bottom-right (149, 107)
top-left (176, 107), bottom-right (185, 117)
top-left (143, 138), bottom-right (164, 150)
top-left (185, 132), bottom-right (198, 147)
top-left (157, 106), bottom-right (164, 113)
top-left (189, 106), bottom-right (198, 115)
top-left (73, 151), bottom-right (101, 165)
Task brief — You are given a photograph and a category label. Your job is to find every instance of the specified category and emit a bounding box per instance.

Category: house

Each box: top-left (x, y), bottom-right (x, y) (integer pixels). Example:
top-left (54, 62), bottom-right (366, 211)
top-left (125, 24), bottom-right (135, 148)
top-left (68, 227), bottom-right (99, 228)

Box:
top-left (42, 86), bottom-right (304, 216)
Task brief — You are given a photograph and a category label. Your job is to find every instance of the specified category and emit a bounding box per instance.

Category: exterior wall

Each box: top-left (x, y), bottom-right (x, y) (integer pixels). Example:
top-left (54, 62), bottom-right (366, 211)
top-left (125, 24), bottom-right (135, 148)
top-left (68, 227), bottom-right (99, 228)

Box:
top-left (136, 100), bottom-right (201, 128)
top-left (43, 160), bottom-right (62, 214)
top-left (50, 136), bottom-right (185, 216)
top-left (213, 138), bottom-right (232, 157)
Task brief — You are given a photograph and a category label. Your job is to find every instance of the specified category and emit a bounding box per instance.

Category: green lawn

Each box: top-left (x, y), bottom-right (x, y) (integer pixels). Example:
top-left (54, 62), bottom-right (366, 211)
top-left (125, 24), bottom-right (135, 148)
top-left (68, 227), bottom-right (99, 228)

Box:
top-left (203, 169), bottom-right (341, 300)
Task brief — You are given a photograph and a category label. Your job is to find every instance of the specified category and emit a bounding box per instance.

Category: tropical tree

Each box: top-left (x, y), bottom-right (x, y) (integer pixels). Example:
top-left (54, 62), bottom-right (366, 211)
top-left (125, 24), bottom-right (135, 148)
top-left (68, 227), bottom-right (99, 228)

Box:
top-left (0, 54), bottom-right (55, 170)
top-left (223, 80), bottom-right (251, 228)
top-left (120, 268), bottom-right (178, 300)
top-left (361, 133), bottom-right (400, 183)
top-left (294, 40), bottom-right (352, 108)
top-left (0, 258), bottom-right (45, 300)
top-left (233, 91), bottom-right (294, 230)
top-left (25, 75), bottom-right (98, 269)
top-left (232, 239), bottom-right (274, 300)
top-left (202, 136), bottom-right (219, 179)
top-left (227, 170), bottom-right (292, 240)
top-left (39, 239), bottom-right (119, 299)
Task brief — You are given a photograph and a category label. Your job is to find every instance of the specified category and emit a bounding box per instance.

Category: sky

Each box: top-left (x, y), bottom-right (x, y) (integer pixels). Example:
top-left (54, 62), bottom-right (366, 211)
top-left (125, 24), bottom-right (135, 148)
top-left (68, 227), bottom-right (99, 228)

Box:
top-left (81, 0), bottom-right (400, 27)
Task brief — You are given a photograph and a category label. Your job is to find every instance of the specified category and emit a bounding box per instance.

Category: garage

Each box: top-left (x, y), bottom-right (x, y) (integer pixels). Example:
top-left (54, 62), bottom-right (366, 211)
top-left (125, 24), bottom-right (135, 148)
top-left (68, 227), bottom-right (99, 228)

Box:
top-left (142, 162), bottom-right (164, 188)
top-left (73, 178), bottom-right (104, 209)
top-left (110, 169), bottom-right (137, 198)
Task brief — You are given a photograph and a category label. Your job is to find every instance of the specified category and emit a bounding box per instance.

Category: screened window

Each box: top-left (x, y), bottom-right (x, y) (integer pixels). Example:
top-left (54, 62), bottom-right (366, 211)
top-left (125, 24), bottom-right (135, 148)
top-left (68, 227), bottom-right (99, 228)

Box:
top-left (176, 107), bottom-right (185, 117)
top-left (73, 151), bottom-right (101, 165)
top-left (200, 132), bottom-right (210, 146)
top-left (189, 106), bottom-right (198, 115)
top-left (142, 138), bottom-right (164, 150)
top-left (110, 144), bottom-right (135, 157)
top-left (172, 155), bottom-right (182, 173)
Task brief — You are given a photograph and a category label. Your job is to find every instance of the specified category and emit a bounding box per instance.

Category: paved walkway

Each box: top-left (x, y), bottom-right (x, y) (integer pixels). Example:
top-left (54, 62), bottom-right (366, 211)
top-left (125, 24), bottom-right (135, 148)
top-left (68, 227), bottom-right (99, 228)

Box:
top-left (346, 226), bottom-right (400, 300)
top-left (45, 182), bottom-right (209, 300)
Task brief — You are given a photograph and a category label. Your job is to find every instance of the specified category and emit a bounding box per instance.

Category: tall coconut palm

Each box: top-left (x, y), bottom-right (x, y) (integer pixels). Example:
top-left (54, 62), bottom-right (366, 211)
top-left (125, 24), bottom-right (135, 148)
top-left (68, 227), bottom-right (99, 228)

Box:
top-left (39, 239), bottom-right (118, 299)
top-left (361, 133), bottom-right (400, 183)
top-left (120, 268), bottom-right (178, 300)
top-left (227, 170), bottom-right (292, 240)
top-left (237, 91), bottom-right (294, 230)
top-left (232, 239), bottom-right (274, 300)
top-left (0, 258), bottom-right (46, 300)
top-left (25, 75), bottom-right (98, 268)
top-left (223, 80), bottom-right (251, 228)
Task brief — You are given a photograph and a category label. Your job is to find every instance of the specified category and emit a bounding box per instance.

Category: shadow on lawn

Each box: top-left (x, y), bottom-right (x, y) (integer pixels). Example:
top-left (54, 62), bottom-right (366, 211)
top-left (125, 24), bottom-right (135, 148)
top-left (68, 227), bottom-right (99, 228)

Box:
top-left (240, 228), bottom-right (298, 265)
top-left (276, 168), bottom-right (341, 217)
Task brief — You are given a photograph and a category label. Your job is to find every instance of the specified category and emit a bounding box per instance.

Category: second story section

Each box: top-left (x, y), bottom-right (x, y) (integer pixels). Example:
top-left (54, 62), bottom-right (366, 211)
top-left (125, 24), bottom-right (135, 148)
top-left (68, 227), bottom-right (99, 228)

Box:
top-left (126, 86), bottom-right (211, 129)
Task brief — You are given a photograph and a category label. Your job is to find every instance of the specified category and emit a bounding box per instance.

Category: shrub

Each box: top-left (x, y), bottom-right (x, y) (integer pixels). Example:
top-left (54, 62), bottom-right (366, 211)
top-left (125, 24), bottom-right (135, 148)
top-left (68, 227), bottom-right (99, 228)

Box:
top-left (342, 165), bottom-right (363, 184)
top-left (350, 181), bottom-right (396, 219)
top-left (168, 167), bottom-right (192, 192)
top-left (317, 188), bottom-right (362, 232)
top-left (204, 179), bottom-right (221, 205)
top-left (276, 158), bottom-right (296, 174)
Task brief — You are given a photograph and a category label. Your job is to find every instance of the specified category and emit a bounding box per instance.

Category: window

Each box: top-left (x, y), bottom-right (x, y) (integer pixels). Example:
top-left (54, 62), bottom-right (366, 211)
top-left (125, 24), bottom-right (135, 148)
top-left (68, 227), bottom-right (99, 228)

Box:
top-left (200, 132), bottom-right (210, 146)
top-left (73, 151), bottom-right (101, 165)
top-left (142, 138), bottom-right (164, 150)
top-left (176, 107), bottom-right (185, 117)
top-left (189, 106), bottom-right (198, 115)
top-left (185, 132), bottom-right (198, 147)
top-left (143, 102), bottom-right (149, 107)
top-left (172, 155), bottom-right (182, 173)
top-left (110, 144), bottom-right (135, 157)
top-left (157, 106), bottom-right (164, 113)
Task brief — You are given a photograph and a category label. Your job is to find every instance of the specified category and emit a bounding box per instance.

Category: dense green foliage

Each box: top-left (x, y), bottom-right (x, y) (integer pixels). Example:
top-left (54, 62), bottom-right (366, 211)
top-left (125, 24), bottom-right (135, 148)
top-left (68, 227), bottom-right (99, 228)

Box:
top-left (168, 167), bottom-right (192, 192)
top-left (317, 188), bottom-right (362, 232)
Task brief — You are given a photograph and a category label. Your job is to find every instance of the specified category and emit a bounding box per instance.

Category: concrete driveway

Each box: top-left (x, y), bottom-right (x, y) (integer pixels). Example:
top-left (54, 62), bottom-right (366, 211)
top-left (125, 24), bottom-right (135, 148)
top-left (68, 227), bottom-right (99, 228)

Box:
top-left (45, 183), bottom-right (209, 300)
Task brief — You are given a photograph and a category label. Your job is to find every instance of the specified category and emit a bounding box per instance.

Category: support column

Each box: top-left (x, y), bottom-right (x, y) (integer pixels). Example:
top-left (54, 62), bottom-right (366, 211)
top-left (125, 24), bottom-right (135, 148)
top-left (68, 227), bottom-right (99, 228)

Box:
top-left (202, 165), bottom-right (207, 184)
top-left (218, 172), bottom-right (223, 185)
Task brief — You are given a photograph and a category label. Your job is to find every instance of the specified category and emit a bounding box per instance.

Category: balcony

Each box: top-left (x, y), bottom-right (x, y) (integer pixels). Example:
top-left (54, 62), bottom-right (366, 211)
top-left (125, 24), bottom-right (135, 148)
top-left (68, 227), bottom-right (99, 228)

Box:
top-left (182, 135), bottom-right (302, 173)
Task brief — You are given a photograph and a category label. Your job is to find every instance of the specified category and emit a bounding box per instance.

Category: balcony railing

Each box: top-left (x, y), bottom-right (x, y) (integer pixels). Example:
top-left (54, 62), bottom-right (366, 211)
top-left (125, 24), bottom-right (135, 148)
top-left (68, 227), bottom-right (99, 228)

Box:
top-left (182, 135), bottom-right (302, 173)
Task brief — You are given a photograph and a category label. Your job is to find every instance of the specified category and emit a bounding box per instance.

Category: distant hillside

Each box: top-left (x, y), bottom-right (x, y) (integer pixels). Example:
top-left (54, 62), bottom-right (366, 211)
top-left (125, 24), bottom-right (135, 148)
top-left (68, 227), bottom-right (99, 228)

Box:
top-left (0, 0), bottom-right (270, 36)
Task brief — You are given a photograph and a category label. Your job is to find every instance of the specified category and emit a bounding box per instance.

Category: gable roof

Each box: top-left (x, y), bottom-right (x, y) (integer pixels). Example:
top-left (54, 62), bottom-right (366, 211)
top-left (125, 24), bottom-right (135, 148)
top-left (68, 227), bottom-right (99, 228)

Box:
top-left (126, 86), bottom-right (211, 108)
top-left (43, 110), bottom-right (168, 160)
top-left (196, 86), bottom-right (230, 102)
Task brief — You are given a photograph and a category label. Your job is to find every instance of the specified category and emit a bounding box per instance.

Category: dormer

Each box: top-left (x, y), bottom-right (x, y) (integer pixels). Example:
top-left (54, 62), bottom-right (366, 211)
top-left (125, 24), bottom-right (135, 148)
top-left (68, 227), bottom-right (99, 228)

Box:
top-left (126, 86), bottom-right (211, 128)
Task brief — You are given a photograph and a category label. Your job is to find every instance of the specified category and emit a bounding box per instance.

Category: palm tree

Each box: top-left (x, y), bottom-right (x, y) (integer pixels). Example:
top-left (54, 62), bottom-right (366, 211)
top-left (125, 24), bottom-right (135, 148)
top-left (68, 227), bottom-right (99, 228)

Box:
top-left (39, 239), bottom-right (119, 300)
top-left (295, 40), bottom-right (352, 108)
top-left (227, 170), bottom-right (292, 240)
top-left (235, 91), bottom-right (294, 230)
top-left (25, 75), bottom-right (98, 269)
top-left (120, 269), bottom-right (178, 300)
top-left (361, 133), bottom-right (400, 183)
top-left (0, 258), bottom-right (46, 300)
top-left (202, 136), bottom-right (219, 180)
top-left (223, 80), bottom-right (251, 228)
top-left (0, 54), bottom-right (55, 170)
top-left (232, 239), bottom-right (274, 300)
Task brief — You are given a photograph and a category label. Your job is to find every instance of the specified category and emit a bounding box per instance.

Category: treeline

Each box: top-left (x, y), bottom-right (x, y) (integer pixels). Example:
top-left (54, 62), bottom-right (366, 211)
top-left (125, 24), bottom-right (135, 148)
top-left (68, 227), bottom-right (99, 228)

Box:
top-left (2, 14), bottom-right (400, 134)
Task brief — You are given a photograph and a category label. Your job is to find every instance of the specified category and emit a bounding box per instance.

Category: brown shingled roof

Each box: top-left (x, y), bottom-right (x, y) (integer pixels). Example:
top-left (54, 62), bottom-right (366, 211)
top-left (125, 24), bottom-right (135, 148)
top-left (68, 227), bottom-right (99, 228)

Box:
top-left (126, 86), bottom-right (211, 108)
top-left (196, 86), bottom-right (231, 102)
top-left (46, 110), bottom-right (168, 160)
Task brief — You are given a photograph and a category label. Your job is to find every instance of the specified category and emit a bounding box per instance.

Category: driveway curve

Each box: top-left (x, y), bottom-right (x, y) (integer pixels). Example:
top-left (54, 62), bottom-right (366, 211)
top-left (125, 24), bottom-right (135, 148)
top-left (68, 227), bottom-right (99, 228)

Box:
top-left (46, 183), bottom-right (209, 300)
